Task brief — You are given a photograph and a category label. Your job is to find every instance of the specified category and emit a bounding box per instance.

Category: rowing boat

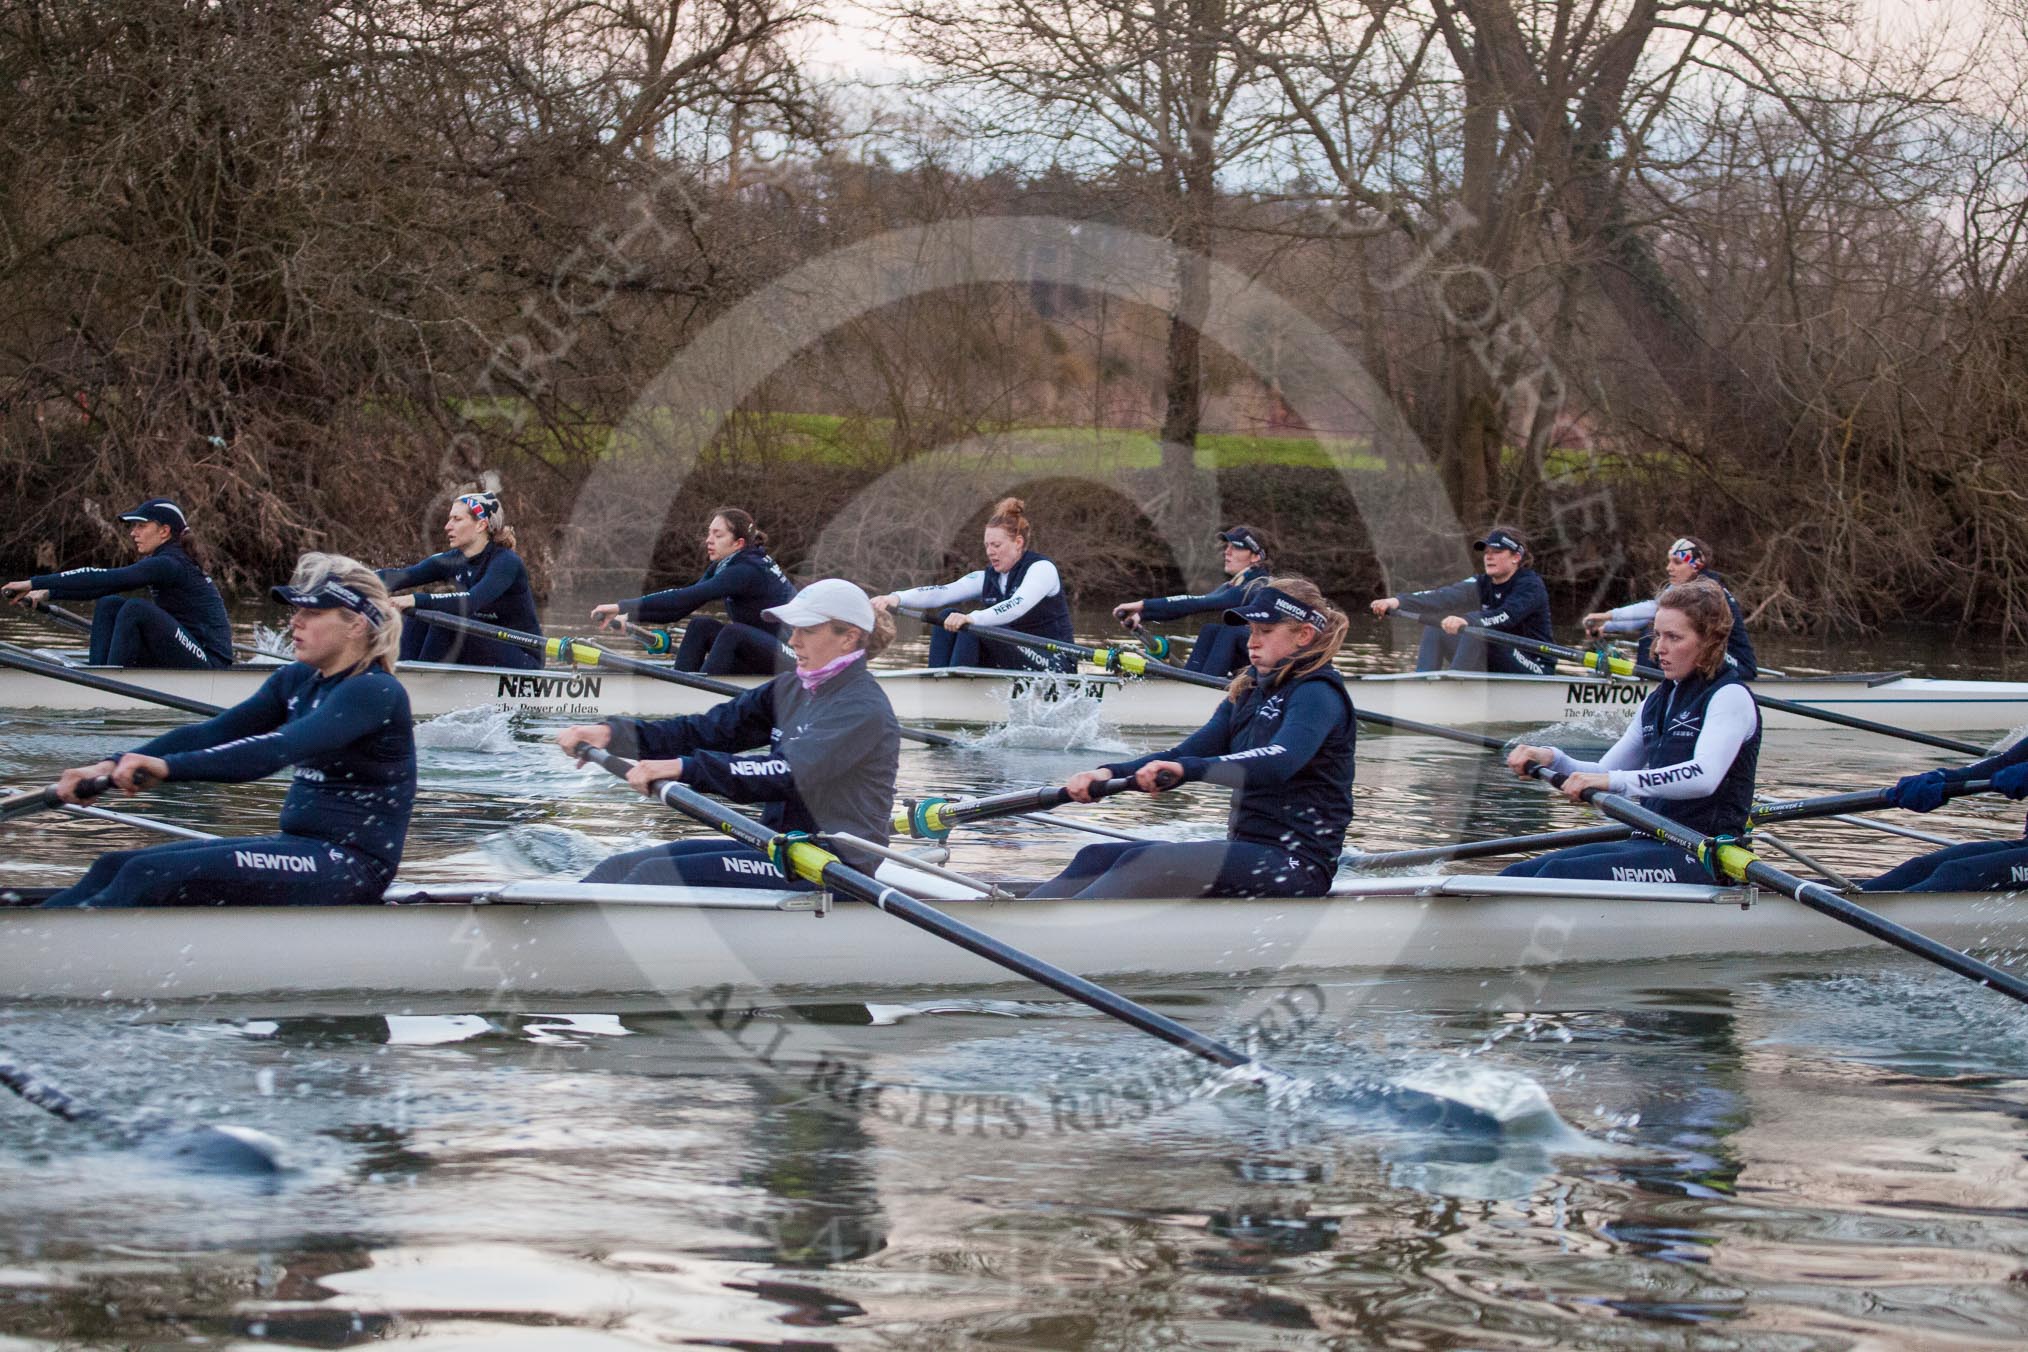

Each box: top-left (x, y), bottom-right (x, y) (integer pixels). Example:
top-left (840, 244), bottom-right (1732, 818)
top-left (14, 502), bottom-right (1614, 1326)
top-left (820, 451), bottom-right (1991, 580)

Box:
top-left (5, 647), bottom-right (2028, 733)
top-left (1, 875), bottom-right (2018, 1001)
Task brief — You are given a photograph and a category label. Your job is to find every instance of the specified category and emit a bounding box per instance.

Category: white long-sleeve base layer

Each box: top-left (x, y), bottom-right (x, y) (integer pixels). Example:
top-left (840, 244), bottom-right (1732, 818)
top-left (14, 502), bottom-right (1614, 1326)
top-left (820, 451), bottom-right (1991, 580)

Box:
top-left (893, 560), bottom-right (1063, 626)
top-left (1548, 683), bottom-right (1757, 799)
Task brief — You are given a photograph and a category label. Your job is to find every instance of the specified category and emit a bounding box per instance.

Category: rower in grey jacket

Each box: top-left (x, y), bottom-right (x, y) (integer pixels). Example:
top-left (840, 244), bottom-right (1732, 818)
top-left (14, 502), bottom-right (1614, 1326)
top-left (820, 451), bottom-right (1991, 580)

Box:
top-left (559, 580), bottom-right (900, 887)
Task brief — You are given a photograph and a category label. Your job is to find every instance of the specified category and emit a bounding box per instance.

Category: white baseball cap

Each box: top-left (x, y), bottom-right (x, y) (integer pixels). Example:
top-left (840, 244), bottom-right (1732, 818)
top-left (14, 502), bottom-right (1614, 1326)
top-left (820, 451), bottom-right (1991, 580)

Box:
top-left (764, 578), bottom-right (876, 631)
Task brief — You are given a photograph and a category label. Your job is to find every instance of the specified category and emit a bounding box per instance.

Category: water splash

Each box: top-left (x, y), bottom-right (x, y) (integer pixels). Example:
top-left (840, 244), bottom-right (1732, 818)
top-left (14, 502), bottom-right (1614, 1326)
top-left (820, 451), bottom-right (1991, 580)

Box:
top-left (415, 704), bottom-right (519, 753)
top-left (969, 682), bottom-right (1129, 755)
top-left (480, 824), bottom-right (620, 876)
top-left (863, 998), bottom-right (1090, 1026)
top-left (248, 622), bottom-right (294, 659)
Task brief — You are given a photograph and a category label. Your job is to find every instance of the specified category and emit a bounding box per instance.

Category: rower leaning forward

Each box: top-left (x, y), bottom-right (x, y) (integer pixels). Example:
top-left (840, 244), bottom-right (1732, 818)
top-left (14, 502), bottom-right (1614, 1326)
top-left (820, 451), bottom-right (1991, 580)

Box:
top-left (3, 498), bottom-right (232, 670)
top-left (377, 490), bottom-right (543, 670)
top-left (1369, 525), bottom-right (1554, 674)
top-left (872, 496), bottom-right (1076, 673)
top-left (39, 555), bottom-right (416, 907)
top-left (1500, 578), bottom-right (1760, 883)
top-left (1583, 535), bottom-right (1758, 679)
top-left (592, 506), bottom-right (795, 676)
top-left (560, 580), bottom-right (903, 888)
top-left (1112, 523), bottom-right (1274, 677)
top-left (1033, 578), bottom-right (1354, 900)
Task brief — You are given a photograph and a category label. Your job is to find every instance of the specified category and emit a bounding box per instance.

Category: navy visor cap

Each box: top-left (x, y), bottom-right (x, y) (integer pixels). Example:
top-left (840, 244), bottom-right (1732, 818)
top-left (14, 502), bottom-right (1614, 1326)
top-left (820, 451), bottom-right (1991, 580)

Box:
top-left (1472, 526), bottom-right (1526, 554)
top-left (118, 498), bottom-right (188, 532)
top-left (271, 578), bottom-right (386, 628)
top-left (1218, 525), bottom-right (1267, 555)
top-left (1224, 587), bottom-right (1332, 631)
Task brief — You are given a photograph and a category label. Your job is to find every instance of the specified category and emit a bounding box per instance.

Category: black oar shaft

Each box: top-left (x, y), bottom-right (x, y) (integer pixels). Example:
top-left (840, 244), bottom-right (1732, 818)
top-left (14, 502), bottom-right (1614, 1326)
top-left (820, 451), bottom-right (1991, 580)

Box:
top-left (579, 746), bottom-right (1265, 1073)
top-left (1748, 779), bottom-right (1994, 827)
top-left (410, 609), bottom-right (958, 748)
top-left (1543, 770), bottom-right (2028, 1005)
top-left (1346, 823), bottom-right (1634, 869)
top-left (0, 644), bottom-right (223, 717)
top-left (899, 606), bottom-right (1508, 751)
top-left (1397, 610), bottom-right (1986, 756)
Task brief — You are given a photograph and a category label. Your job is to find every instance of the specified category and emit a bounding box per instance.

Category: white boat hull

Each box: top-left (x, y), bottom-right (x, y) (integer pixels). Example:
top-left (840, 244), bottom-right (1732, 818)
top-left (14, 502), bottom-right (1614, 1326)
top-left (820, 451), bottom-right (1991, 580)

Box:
top-left (2, 875), bottom-right (2019, 1002)
top-left (4, 653), bottom-right (2028, 733)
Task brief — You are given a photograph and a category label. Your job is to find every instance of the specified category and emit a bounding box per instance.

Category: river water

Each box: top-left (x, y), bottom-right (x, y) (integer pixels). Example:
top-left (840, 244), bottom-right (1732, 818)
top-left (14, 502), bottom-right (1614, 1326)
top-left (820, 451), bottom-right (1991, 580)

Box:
top-left (1, 603), bottom-right (2025, 1348)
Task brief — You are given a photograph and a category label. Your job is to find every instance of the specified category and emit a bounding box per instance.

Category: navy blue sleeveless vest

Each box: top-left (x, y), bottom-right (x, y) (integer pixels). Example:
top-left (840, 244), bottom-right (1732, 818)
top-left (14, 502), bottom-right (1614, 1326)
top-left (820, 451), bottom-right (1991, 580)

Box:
top-left (1224, 665), bottom-right (1356, 874)
top-left (981, 550), bottom-right (1074, 642)
top-left (1635, 666), bottom-right (1761, 835)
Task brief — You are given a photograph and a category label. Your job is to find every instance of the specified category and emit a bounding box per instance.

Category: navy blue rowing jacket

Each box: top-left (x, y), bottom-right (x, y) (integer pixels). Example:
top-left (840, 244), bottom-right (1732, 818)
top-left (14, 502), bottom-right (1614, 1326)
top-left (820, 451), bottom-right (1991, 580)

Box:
top-left (130, 663), bottom-right (417, 868)
top-left (378, 542), bottom-right (542, 637)
top-left (1136, 564), bottom-right (1272, 624)
top-left (621, 546), bottom-right (795, 631)
top-left (1107, 664), bottom-right (1356, 876)
top-left (33, 540), bottom-right (233, 665)
top-left (1400, 568), bottom-right (1554, 642)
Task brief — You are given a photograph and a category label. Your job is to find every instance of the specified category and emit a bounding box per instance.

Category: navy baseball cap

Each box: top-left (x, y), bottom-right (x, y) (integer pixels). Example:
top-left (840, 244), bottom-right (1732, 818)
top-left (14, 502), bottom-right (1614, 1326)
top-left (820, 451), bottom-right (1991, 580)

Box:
top-left (1472, 526), bottom-right (1526, 554)
top-left (1224, 587), bottom-right (1331, 631)
top-left (272, 577), bottom-right (386, 628)
top-left (1217, 524), bottom-right (1267, 554)
top-left (118, 498), bottom-right (188, 532)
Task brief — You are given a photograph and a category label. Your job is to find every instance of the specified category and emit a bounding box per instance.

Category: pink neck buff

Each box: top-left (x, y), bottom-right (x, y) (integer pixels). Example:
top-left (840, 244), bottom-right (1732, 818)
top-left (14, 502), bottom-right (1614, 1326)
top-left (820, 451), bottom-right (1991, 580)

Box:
top-left (797, 649), bottom-right (865, 692)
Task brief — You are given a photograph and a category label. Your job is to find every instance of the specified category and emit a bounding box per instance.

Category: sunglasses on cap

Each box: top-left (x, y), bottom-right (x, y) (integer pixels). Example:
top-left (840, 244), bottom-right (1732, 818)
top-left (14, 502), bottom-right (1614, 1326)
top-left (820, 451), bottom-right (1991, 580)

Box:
top-left (271, 578), bottom-right (387, 628)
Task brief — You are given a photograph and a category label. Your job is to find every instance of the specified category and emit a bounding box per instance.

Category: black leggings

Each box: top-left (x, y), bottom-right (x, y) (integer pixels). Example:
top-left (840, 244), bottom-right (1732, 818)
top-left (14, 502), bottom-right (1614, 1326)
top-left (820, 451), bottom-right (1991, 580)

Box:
top-left (582, 839), bottom-right (813, 890)
top-left (1185, 623), bottom-right (1249, 676)
top-left (88, 596), bottom-right (221, 669)
top-left (41, 833), bottom-right (392, 908)
top-left (927, 625), bottom-right (1076, 674)
top-left (398, 615), bottom-right (541, 670)
top-left (675, 618), bottom-right (785, 676)
top-left (1862, 838), bottom-right (2028, 893)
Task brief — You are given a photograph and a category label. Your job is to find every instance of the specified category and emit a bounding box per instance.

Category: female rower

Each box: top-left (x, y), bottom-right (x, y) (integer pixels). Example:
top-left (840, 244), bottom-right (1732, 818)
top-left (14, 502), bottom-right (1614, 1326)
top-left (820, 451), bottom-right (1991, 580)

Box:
top-left (1500, 579), bottom-right (1761, 884)
top-left (1582, 536), bottom-right (1758, 679)
top-left (1369, 525), bottom-right (1554, 674)
top-left (3, 498), bottom-right (232, 669)
top-left (1030, 578), bottom-right (1354, 900)
top-left (591, 507), bottom-right (795, 676)
top-left (870, 497), bottom-right (1076, 674)
top-left (1112, 524), bottom-right (1272, 676)
top-left (559, 580), bottom-right (899, 888)
top-left (1860, 744), bottom-right (2028, 892)
top-left (39, 554), bottom-right (415, 908)
top-left (377, 491), bottom-right (541, 670)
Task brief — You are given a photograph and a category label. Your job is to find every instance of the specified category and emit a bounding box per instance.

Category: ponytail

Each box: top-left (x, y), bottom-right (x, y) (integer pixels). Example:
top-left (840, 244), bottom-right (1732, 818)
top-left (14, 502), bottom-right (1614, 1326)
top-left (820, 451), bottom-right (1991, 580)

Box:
top-left (1225, 576), bottom-right (1349, 704)
top-left (713, 506), bottom-right (765, 550)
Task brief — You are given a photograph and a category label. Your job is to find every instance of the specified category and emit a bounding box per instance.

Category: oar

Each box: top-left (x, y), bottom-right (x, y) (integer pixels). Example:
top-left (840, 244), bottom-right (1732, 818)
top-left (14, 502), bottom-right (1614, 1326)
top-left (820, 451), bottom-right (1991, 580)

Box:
top-left (408, 609), bottom-right (959, 748)
top-left (0, 644), bottom-right (222, 716)
top-left (576, 744), bottom-right (1506, 1131)
top-left (20, 597), bottom-right (271, 663)
top-left (897, 606), bottom-right (1509, 750)
top-left (1344, 824), bottom-right (1634, 870)
top-left (896, 776), bottom-right (1148, 840)
top-left (1, 1056), bottom-right (285, 1175)
top-left (1747, 778), bottom-right (1995, 827)
top-left (1397, 610), bottom-right (1986, 756)
top-left (0, 777), bottom-right (116, 826)
top-left (1527, 766), bottom-right (2028, 1005)
top-left (575, 745), bottom-right (1294, 1076)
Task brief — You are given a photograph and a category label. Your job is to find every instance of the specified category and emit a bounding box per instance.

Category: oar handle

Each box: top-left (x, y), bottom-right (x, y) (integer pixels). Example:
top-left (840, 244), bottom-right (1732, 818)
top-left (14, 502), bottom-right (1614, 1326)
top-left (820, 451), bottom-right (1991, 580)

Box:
top-left (896, 774), bottom-right (1156, 839)
top-left (0, 775), bottom-right (119, 825)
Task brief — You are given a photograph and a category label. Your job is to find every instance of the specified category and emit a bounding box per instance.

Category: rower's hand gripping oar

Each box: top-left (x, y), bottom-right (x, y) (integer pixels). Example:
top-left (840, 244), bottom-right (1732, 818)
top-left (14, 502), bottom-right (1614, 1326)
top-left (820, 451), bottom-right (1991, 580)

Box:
top-left (896, 775), bottom-right (1148, 840)
top-left (1524, 763), bottom-right (2028, 1006)
top-left (896, 606), bottom-right (1509, 750)
top-left (1393, 608), bottom-right (1988, 757)
top-left (572, 744), bottom-right (1297, 1082)
top-left (408, 608), bottom-right (958, 748)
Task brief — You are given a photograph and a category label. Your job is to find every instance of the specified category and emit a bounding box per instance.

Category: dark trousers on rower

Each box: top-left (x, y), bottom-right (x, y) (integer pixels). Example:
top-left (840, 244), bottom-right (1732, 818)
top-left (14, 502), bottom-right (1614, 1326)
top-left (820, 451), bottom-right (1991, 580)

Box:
top-left (1185, 623), bottom-right (1248, 676)
top-left (1414, 629), bottom-right (1551, 676)
top-left (87, 596), bottom-right (221, 669)
top-left (40, 833), bottom-right (392, 908)
top-left (927, 626), bottom-right (1076, 674)
top-left (581, 839), bottom-right (814, 890)
top-left (1500, 840), bottom-right (1710, 884)
top-left (1027, 840), bottom-right (1331, 900)
top-left (675, 618), bottom-right (786, 676)
top-left (400, 617), bottom-right (541, 670)
top-left (1861, 838), bottom-right (2028, 893)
